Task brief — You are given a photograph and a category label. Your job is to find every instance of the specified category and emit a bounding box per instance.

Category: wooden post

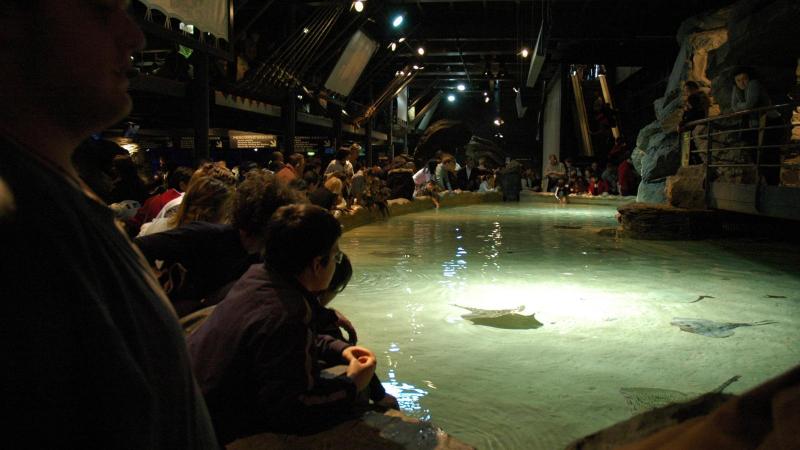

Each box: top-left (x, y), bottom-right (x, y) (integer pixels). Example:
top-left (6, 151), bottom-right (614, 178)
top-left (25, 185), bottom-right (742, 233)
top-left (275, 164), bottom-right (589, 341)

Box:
top-left (191, 52), bottom-right (210, 163)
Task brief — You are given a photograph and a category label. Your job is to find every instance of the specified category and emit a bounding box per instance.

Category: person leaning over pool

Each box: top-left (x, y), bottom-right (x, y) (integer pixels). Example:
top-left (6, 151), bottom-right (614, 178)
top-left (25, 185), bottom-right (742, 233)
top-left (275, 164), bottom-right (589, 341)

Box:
top-left (188, 204), bottom-right (378, 444)
top-left (315, 253), bottom-right (400, 409)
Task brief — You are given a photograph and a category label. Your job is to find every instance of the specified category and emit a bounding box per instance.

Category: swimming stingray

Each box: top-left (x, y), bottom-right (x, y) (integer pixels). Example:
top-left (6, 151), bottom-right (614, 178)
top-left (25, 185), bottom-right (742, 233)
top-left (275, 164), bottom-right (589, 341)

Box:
top-left (452, 304), bottom-right (543, 330)
top-left (670, 318), bottom-right (777, 338)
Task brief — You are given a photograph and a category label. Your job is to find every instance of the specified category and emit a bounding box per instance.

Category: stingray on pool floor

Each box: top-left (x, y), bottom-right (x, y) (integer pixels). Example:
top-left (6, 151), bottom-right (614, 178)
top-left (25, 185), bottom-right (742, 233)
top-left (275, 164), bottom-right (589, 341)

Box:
top-left (670, 318), bottom-right (777, 338)
top-left (620, 376), bottom-right (740, 412)
top-left (553, 225), bottom-right (583, 230)
top-left (765, 294), bottom-right (787, 299)
top-left (452, 304), bottom-right (544, 330)
top-left (688, 295), bottom-right (715, 303)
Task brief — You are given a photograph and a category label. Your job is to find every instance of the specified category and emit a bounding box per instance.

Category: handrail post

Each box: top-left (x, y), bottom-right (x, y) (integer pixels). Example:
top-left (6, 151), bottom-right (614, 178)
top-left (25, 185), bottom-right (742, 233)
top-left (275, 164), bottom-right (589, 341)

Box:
top-left (704, 120), bottom-right (712, 209)
top-left (757, 112), bottom-right (766, 185)
top-left (681, 130), bottom-right (691, 167)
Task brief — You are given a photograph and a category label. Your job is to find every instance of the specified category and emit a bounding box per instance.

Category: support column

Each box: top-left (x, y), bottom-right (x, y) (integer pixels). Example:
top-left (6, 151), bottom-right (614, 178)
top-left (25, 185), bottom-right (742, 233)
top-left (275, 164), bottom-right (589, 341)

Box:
top-left (191, 52), bottom-right (210, 163)
top-left (387, 98), bottom-right (394, 159)
top-left (283, 88), bottom-right (297, 154)
top-left (330, 104), bottom-right (343, 152)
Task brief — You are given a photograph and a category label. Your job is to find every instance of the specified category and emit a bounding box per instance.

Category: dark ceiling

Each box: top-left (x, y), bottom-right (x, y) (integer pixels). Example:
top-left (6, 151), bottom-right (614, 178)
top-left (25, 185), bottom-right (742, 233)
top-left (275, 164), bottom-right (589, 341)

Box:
top-left (230, 0), bottom-right (733, 104)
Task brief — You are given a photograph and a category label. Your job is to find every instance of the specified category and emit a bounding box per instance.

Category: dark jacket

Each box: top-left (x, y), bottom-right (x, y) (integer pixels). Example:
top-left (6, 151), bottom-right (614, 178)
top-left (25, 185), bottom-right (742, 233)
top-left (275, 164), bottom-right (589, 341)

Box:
top-left (188, 264), bottom-right (357, 444)
top-left (386, 168), bottom-right (415, 200)
top-left (0, 138), bottom-right (217, 449)
top-left (135, 222), bottom-right (259, 316)
top-left (456, 166), bottom-right (480, 191)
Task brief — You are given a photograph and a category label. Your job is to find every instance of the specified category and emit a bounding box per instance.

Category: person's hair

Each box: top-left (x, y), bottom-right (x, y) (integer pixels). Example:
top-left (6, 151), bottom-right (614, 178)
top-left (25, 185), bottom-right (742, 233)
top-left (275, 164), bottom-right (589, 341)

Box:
top-left (263, 204), bottom-right (342, 277)
top-left (685, 80), bottom-right (700, 90)
top-left (169, 176), bottom-right (233, 227)
top-left (270, 151), bottom-right (284, 162)
top-left (192, 162), bottom-right (237, 186)
top-left (232, 170), bottom-right (305, 236)
top-left (303, 169), bottom-right (320, 188)
top-left (335, 149), bottom-right (350, 161)
top-left (324, 176), bottom-right (343, 196)
top-left (287, 153), bottom-right (304, 167)
top-left (441, 154), bottom-right (455, 165)
top-left (167, 166), bottom-right (193, 190)
top-left (732, 66), bottom-right (751, 77)
top-left (327, 253), bottom-right (352, 295)
top-left (426, 159), bottom-right (438, 174)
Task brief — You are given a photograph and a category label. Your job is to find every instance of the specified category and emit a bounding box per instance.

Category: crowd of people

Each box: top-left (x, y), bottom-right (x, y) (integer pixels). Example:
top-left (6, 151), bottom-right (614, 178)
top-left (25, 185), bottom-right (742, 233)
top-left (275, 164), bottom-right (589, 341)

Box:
top-left (3, 3), bottom-right (796, 449)
top-left (543, 151), bottom-right (639, 201)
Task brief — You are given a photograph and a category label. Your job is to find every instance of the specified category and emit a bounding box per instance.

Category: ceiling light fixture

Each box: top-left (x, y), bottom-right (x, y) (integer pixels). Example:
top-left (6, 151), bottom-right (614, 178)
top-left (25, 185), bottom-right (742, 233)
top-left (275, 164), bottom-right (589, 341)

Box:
top-left (457, 83), bottom-right (466, 91)
top-left (484, 97), bottom-right (490, 103)
top-left (392, 15), bottom-right (404, 28)
top-left (353, 1), bottom-right (364, 12)
top-left (447, 94), bottom-right (456, 102)
top-left (521, 48), bottom-right (529, 58)
top-left (417, 46), bottom-right (425, 56)
top-left (388, 42), bottom-right (397, 51)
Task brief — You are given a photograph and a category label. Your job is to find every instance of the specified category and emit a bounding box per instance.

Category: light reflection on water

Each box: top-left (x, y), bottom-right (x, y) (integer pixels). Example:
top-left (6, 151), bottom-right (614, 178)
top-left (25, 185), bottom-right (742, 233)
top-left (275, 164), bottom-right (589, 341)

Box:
top-left (337, 203), bottom-right (800, 449)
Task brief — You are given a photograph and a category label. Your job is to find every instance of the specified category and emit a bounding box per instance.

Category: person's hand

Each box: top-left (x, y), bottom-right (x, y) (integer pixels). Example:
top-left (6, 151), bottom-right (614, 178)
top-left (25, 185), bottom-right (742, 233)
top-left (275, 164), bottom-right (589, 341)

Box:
top-left (334, 309), bottom-right (357, 344)
top-left (376, 394), bottom-right (399, 410)
top-left (343, 346), bottom-right (376, 390)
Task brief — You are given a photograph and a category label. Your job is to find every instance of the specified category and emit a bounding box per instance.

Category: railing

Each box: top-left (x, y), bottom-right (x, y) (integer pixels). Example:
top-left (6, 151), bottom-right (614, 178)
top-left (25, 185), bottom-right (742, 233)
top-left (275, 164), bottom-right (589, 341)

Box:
top-left (680, 101), bottom-right (800, 211)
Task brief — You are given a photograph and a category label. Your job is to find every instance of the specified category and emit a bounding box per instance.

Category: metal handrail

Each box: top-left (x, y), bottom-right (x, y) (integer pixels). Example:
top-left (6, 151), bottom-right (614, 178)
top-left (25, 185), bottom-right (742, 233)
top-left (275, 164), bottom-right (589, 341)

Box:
top-left (681, 102), bottom-right (795, 129)
top-left (679, 100), bottom-right (799, 212)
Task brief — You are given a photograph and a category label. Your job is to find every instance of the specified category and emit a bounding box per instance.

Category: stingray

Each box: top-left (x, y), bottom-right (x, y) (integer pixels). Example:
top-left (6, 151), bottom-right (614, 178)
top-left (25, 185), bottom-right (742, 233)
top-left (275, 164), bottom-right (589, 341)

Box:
top-left (553, 225), bottom-right (583, 230)
top-left (688, 295), bottom-right (715, 303)
top-left (620, 376), bottom-right (740, 412)
top-left (670, 318), bottom-right (777, 338)
top-left (765, 294), bottom-right (787, 299)
top-left (452, 304), bottom-right (543, 330)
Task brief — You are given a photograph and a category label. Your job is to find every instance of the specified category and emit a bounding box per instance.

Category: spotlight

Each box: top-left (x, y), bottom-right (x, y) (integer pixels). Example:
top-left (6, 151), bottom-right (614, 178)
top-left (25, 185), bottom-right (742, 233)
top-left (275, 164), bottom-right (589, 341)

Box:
top-left (513, 87), bottom-right (519, 93)
top-left (417, 46), bottom-right (425, 56)
top-left (392, 15), bottom-right (404, 28)
top-left (302, 27), bottom-right (309, 34)
top-left (388, 42), bottom-right (397, 51)
top-left (484, 96), bottom-right (490, 103)
top-left (413, 65), bottom-right (419, 70)
top-left (493, 118), bottom-right (504, 126)
top-left (483, 91), bottom-right (488, 96)
top-left (297, 95), bottom-right (303, 100)
top-left (521, 48), bottom-right (529, 58)
top-left (447, 94), bottom-right (456, 102)
top-left (456, 83), bottom-right (465, 91)
top-left (353, 1), bottom-right (364, 12)
top-left (398, 37), bottom-right (406, 43)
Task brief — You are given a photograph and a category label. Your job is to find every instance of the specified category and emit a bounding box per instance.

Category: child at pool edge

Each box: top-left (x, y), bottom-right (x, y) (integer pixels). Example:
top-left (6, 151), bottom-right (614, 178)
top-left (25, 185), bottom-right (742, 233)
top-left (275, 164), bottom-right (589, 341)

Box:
top-left (554, 178), bottom-right (569, 204)
top-left (316, 253), bottom-right (400, 410)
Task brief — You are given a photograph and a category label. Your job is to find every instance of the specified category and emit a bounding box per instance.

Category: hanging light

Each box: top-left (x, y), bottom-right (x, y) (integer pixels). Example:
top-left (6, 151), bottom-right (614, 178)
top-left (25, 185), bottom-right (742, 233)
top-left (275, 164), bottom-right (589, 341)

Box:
top-left (398, 37), bottom-right (406, 43)
top-left (302, 27), bottom-right (309, 34)
top-left (353, 1), bottom-right (364, 12)
top-left (521, 48), bottom-right (530, 58)
top-left (447, 94), bottom-right (456, 102)
top-left (513, 86), bottom-right (519, 93)
top-left (417, 46), bottom-right (425, 56)
top-left (484, 97), bottom-right (490, 103)
top-left (392, 15), bottom-right (404, 28)
top-left (456, 83), bottom-right (466, 91)
top-left (388, 42), bottom-right (397, 51)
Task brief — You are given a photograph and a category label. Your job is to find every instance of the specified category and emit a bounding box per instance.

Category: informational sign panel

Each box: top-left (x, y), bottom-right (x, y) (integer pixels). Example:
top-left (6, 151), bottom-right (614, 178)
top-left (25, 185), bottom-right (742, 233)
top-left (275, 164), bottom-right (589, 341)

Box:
top-left (294, 136), bottom-right (332, 153)
top-left (229, 131), bottom-right (277, 149)
top-left (140, 0), bottom-right (230, 40)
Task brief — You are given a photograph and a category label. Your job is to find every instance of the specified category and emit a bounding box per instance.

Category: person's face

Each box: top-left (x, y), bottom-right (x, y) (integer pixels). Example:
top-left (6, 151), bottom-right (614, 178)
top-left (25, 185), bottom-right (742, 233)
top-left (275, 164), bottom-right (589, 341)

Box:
top-left (316, 240), bottom-right (342, 293)
top-left (549, 154), bottom-right (557, 164)
top-left (20, 1), bottom-right (145, 132)
top-left (734, 73), bottom-right (749, 91)
top-left (445, 160), bottom-right (456, 172)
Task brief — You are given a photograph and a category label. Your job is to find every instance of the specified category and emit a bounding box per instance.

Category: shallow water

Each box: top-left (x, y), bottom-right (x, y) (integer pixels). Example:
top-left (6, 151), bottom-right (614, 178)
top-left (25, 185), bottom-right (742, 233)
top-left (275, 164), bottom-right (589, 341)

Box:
top-left (335, 201), bottom-right (800, 449)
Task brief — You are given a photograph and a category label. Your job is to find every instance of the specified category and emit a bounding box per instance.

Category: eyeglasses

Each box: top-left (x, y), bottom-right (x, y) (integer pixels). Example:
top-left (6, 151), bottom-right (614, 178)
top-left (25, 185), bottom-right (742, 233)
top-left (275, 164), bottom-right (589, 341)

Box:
top-left (334, 250), bottom-right (344, 264)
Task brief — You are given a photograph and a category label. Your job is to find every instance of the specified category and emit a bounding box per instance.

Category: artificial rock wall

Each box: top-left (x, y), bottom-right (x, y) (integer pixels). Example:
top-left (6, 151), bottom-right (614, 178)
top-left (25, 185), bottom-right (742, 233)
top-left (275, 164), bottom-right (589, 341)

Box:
top-left (633, 0), bottom-right (800, 203)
